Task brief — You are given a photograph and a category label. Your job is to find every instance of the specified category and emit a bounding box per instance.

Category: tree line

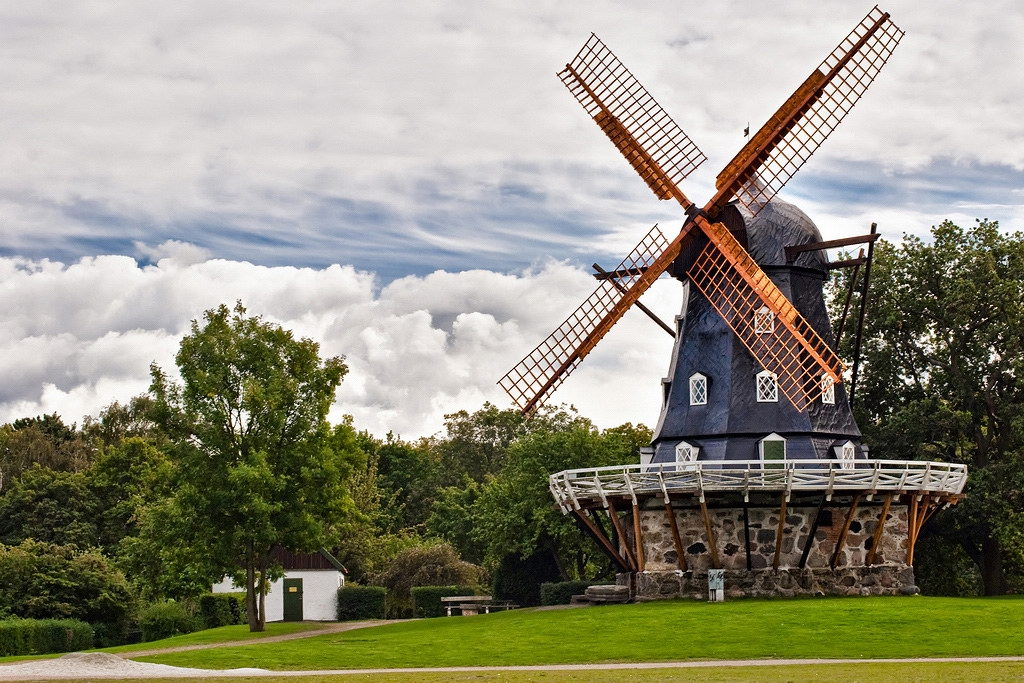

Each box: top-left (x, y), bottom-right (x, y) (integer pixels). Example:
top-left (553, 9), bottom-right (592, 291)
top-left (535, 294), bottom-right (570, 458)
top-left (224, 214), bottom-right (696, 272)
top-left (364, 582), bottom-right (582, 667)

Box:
top-left (0, 218), bottom-right (1020, 642)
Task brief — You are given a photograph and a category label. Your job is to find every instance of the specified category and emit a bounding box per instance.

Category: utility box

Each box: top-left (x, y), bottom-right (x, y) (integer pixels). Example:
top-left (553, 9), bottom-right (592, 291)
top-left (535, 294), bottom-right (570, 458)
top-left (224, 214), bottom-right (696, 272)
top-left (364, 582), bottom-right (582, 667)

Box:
top-left (708, 569), bottom-right (725, 602)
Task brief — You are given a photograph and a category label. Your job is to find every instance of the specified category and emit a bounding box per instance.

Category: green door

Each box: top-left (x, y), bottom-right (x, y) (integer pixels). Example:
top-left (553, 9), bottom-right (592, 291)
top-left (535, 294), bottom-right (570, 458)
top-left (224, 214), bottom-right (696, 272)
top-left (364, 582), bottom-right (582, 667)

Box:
top-left (283, 578), bottom-right (303, 622)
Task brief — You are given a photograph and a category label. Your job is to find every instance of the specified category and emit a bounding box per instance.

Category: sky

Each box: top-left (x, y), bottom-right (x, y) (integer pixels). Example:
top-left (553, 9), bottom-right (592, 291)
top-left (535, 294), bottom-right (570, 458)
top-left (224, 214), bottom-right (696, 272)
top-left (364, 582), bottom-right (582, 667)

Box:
top-left (0, 1), bottom-right (1021, 438)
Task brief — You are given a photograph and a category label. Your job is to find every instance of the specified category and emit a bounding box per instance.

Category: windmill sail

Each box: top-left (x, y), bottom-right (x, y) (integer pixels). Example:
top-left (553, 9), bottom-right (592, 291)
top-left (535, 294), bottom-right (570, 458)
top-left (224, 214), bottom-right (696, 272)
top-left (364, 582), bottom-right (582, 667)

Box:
top-left (499, 225), bottom-right (680, 414)
top-left (686, 219), bottom-right (844, 410)
top-left (715, 6), bottom-right (904, 215)
top-left (559, 34), bottom-right (706, 206)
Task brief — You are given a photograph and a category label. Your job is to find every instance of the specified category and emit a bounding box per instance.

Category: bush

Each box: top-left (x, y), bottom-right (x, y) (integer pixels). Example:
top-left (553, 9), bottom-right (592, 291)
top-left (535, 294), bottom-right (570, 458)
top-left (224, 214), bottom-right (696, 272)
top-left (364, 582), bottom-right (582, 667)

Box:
top-left (336, 586), bottom-right (386, 621)
top-left (0, 618), bottom-right (93, 656)
top-left (410, 585), bottom-right (477, 618)
top-left (198, 593), bottom-right (247, 628)
top-left (139, 601), bottom-right (201, 642)
top-left (540, 580), bottom-right (596, 606)
top-left (370, 542), bottom-right (483, 618)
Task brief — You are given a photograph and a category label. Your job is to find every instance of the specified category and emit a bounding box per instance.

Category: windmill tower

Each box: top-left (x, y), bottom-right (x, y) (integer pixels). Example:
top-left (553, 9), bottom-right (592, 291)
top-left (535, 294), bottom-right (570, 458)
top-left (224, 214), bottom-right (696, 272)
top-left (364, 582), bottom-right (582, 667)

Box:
top-left (500, 7), bottom-right (967, 599)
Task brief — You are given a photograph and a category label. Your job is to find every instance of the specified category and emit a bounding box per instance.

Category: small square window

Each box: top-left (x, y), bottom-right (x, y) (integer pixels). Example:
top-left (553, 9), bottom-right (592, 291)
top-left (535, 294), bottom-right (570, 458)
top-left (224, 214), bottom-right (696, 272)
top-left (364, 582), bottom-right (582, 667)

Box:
top-left (756, 371), bottom-right (778, 402)
top-left (689, 373), bottom-right (707, 406)
top-left (754, 306), bottom-right (775, 335)
top-left (821, 374), bottom-right (835, 405)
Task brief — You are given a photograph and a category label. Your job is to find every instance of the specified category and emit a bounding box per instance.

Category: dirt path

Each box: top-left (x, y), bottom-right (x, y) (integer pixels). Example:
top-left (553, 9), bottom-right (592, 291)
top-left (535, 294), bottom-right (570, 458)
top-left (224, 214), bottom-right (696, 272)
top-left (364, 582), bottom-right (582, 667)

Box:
top-left (2, 654), bottom-right (1024, 680)
top-left (118, 620), bottom-right (399, 658)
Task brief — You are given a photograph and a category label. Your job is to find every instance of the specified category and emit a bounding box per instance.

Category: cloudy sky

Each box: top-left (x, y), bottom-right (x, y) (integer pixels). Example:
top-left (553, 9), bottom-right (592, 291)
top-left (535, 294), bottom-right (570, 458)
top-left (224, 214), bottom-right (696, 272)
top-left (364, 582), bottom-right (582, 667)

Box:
top-left (1, 1), bottom-right (1021, 438)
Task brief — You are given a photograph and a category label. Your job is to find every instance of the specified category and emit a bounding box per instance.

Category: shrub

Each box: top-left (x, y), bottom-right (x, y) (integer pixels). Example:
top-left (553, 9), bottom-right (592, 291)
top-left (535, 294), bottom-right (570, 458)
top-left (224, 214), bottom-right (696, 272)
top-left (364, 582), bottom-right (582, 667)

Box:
top-left (0, 540), bottom-right (134, 635)
top-left (370, 541), bottom-right (483, 618)
top-left (139, 600), bottom-right (201, 642)
top-left (0, 618), bottom-right (93, 656)
top-left (198, 593), bottom-right (247, 629)
top-left (336, 586), bottom-right (386, 621)
top-left (540, 580), bottom-right (599, 606)
top-left (410, 585), bottom-right (477, 618)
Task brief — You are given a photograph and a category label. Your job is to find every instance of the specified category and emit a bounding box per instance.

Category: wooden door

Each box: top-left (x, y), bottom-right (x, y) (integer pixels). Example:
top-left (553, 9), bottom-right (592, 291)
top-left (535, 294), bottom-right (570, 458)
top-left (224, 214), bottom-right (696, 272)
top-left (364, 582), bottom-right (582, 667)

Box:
top-left (283, 578), bottom-right (303, 621)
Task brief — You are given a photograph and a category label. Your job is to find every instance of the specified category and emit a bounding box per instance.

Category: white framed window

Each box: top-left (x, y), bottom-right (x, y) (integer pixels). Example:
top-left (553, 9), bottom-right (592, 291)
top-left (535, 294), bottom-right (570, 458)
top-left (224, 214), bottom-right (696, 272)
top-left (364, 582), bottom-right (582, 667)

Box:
top-left (754, 305), bottom-right (775, 334)
top-left (834, 440), bottom-right (856, 470)
top-left (759, 433), bottom-right (786, 469)
top-left (675, 441), bottom-right (699, 471)
top-left (689, 372), bottom-right (708, 406)
top-left (821, 373), bottom-right (835, 405)
top-left (756, 370), bottom-right (778, 403)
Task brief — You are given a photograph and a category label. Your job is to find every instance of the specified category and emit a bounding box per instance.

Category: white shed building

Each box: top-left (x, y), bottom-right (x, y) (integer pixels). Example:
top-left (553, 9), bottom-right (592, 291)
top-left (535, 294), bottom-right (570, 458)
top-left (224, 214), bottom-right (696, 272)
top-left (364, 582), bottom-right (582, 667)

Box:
top-left (212, 548), bottom-right (346, 622)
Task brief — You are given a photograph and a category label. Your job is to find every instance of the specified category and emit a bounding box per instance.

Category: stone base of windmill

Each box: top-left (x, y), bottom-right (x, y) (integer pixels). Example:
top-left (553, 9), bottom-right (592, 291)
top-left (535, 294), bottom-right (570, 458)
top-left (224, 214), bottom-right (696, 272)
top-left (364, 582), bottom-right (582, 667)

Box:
top-left (617, 498), bottom-right (919, 600)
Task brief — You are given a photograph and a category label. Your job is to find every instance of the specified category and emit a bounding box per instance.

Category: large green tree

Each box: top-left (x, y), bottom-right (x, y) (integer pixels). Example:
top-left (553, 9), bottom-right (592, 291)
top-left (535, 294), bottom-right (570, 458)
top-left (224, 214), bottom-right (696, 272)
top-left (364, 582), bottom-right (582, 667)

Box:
top-left (847, 220), bottom-right (1024, 594)
top-left (149, 302), bottom-right (357, 630)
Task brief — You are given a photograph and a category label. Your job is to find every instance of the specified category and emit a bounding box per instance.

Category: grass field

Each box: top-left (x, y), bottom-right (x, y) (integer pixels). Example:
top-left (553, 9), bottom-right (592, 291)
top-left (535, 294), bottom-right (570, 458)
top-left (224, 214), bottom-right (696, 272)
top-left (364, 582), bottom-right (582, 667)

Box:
top-left (135, 596), bottom-right (1024, 671)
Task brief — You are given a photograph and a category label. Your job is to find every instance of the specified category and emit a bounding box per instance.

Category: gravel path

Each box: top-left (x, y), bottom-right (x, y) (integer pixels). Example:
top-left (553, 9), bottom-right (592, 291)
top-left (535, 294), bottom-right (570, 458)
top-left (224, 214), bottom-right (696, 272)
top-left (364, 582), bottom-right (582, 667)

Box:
top-left (117, 620), bottom-right (396, 658)
top-left (2, 654), bottom-right (1024, 680)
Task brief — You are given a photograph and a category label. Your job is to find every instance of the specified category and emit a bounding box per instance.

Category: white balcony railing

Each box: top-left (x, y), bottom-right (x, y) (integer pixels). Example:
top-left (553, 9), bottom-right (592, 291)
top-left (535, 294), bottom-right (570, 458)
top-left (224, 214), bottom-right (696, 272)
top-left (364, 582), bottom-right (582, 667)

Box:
top-left (549, 459), bottom-right (968, 514)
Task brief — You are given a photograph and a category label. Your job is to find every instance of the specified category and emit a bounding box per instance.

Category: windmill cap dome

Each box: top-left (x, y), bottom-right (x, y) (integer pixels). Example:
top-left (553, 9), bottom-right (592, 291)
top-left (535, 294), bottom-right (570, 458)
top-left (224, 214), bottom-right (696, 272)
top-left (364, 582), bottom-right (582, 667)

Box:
top-left (738, 198), bottom-right (827, 270)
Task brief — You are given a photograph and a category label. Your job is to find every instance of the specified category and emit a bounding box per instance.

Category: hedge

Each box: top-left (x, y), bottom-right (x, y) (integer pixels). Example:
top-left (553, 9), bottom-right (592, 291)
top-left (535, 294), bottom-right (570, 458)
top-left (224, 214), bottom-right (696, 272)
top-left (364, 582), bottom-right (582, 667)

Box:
top-left (336, 586), bottom-right (387, 621)
top-left (410, 585), bottom-right (477, 618)
top-left (0, 618), bottom-right (93, 656)
top-left (198, 593), bottom-right (247, 629)
top-left (139, 600), bottom-right (202, 642)
top-left (540, 580), bottom-right (598, 606)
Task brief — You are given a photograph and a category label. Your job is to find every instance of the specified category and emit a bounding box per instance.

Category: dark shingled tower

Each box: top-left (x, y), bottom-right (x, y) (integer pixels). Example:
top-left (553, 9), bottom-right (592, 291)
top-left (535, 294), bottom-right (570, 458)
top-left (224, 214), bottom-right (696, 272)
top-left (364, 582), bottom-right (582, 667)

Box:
top-left (650, 198), bottom-right (864, 464)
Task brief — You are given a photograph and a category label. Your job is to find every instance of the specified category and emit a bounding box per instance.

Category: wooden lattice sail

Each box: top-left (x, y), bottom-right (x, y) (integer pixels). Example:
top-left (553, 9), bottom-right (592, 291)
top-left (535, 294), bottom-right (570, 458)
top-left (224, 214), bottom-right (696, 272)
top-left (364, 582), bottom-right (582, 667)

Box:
top-left (501, 7), bottom-right (903, 414)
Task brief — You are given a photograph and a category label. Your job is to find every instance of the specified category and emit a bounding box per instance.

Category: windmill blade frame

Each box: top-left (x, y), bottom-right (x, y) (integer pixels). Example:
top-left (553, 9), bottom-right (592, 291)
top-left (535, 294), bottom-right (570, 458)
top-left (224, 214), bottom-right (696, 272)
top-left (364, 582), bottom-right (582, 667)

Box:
top-left (499, 225), bottom-right (685, 414)
top-left (713, 6), bottom-right (904, 215)
top-left (559, 34), bottom-right (707, 207)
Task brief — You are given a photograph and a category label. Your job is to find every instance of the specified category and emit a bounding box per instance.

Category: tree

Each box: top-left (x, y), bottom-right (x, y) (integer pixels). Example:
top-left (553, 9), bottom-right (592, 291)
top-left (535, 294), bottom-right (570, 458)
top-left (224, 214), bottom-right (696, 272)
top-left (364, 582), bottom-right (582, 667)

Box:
top-left (149, 302), bottom-right (356, 630)
top-left (473, 411), bottom-right (650, 581)
top-left (846, 220), bottom-right (1024, 594)
top-left (0, 466), bottom-right (100, 548)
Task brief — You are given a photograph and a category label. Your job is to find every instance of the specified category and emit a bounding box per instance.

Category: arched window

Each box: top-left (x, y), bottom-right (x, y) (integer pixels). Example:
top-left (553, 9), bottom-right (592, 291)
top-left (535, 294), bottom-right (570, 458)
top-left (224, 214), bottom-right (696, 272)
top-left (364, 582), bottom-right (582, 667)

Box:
top-left (834, 440), bottom-right (856, 470)
top-left (754, 305), bottom-right (775, 334)
top-left (689, 372), bottom-right (708, 406)
top-left (759, 433), bottom-right (786, 469)
top-left (821, 373), bottom-right (835, 405)
top-left (676, 441), bottom-right (699, 471)
top-left (756, 370), bottom-right (778, 403)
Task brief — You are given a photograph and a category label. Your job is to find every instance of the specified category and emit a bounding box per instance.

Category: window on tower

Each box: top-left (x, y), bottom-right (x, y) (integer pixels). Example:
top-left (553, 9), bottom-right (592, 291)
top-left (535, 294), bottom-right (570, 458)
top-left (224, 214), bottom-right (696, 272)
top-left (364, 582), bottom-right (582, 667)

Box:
top-left (834, 440), bottom-right (856, 469)
top-left (821, 373), bottom-right (835, 405)
top-left (754, 305), bottom-right (775, 334)
top-left (756, 370), bottom-right (778, 402)
top-left (689, 373), bottom-right (707, 405)
top-left (760, 433), bottom-right (786, 469)
top-left (675, 441), bottom-right (699, 471)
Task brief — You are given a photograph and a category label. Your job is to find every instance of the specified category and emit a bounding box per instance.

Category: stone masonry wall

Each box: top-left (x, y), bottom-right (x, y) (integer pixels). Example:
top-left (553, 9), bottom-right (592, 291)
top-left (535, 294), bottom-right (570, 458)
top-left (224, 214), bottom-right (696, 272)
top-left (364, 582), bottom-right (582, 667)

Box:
top-left (615, 497), bottom-right (915, 600)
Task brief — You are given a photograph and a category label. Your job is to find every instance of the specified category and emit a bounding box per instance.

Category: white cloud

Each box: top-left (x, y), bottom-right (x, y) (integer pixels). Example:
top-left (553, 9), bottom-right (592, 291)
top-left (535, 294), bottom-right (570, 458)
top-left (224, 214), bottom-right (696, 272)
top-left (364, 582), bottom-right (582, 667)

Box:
top-left (0, 253), bottom-right (680, 437)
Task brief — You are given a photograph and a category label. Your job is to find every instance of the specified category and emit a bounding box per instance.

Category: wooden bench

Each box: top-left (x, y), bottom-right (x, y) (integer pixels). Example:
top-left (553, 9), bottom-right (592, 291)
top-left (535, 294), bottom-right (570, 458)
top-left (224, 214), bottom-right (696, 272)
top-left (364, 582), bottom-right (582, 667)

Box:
top-left (440, 596), bottom-right (518, 616)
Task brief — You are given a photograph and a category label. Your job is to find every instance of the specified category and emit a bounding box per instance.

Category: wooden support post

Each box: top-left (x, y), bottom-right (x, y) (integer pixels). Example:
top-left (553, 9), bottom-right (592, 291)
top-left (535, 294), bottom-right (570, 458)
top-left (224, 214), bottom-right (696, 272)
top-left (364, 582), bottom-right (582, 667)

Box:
top-left (606, 500), bottom-right (637, 571)
top-left (699, 499), bottom-right (721, 569)
top-left (664, 501), bottom-right (687, 571)
top-left (830, 493), bottom-right (862, 569)
top-left (799, 496), bottom-right (828, 569)
top-left (742, 502), bottom-right (753, 571)
top-left (571, 509), bottom-right (630, 572)
top-left (773, 493), bottom-right (788, 570)
top-left (632, 502), bottom-right (646, 572)
top-left (906, 495), bottom-right (919, 565)
top-left (865, 493), bottom-right (893, 566)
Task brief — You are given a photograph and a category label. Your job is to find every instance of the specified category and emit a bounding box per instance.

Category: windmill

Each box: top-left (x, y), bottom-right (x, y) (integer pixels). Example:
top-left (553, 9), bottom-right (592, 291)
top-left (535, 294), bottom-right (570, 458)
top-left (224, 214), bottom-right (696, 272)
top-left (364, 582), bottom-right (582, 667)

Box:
top-left (500, 8), bottom-right (968, 599)
top-left (500, 7), bottom-right (902, 416)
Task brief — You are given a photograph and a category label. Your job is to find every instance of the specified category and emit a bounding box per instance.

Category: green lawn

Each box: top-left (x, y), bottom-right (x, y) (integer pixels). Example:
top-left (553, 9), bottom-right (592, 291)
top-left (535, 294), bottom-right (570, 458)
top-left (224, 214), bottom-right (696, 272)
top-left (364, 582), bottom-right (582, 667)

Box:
top-left (101, 621), bottom-right (324, 653)
top-left (0, 621), bottom-right (323, 664)
top-left (136, 596), bottom-right (1024, 671)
